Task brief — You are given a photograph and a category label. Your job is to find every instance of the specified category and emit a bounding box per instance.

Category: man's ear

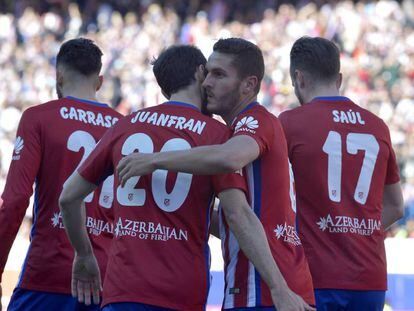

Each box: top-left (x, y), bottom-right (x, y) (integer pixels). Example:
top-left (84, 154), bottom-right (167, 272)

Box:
top-left (295, 70), bottom-right (306, 89)
top-left (96, 75), bottom-right (104, 91)
top-left (56, 70), bottom-right (64, 88)
top-left (336, 73), bottom-right (343, 90)
top-left (241, 75), bottom-right (259, 95)
top-left (196, 64), bottom-right (206, 83)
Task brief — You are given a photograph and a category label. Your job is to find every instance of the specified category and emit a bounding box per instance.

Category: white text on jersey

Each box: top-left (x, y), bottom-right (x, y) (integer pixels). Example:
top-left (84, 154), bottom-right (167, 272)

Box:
top-left (317, 214), bottom-right (381, 236)
top-left (60, 106), bottom-right (119, 128)
top-left (51, 211), bottom-right (113, 236)
top-left (131, 111), bottom-right (206, 135)
top-left (114, 217), bottom-right (189, 241)
top-left (332, 109), bottom-right (365, 125)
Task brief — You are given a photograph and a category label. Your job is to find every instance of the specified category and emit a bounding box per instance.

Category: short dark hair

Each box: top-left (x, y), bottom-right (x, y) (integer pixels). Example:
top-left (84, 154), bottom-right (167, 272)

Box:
top-left (290, 36), bottom-right (340, 82)
top-left (213, 38), bottom-right (264, 94)
top-left (152, 45), bottom-right (207, 98)
top-left (56, 38), bottom-right (103, 76)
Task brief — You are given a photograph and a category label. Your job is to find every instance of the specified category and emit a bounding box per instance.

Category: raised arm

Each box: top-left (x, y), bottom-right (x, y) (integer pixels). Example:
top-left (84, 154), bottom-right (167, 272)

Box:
top-left (382, 181), bottom-right (404, 230)
top-left (117, 135), bottom-right (259, 186)
top-left (218, 189), bottom-right (315, 311)
top-left (59, 172), bottom-right (101, 306)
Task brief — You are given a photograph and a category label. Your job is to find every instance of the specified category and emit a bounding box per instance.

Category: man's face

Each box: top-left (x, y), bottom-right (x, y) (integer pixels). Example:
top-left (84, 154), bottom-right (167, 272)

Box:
top-left (202, 52), bottom-right (242, 116)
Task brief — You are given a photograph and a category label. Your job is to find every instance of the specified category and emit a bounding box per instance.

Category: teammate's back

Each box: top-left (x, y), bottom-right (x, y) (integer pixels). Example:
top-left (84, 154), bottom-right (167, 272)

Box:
top-left (280, 96), bottom-right (399, 289)
top-left (0, 38), bottom-right (122, 311)
top-left (279, 36), bottom-right (403, 311)
top-left (79, 101), bottom-right (245, 310)
top-left (3, 97), bottom-right (120, 292)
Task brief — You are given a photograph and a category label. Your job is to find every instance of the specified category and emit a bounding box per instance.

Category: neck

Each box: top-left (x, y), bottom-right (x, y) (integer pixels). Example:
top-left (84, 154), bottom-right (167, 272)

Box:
top-left (303, 84), bottom-right (340, 105)
top-left (222, 93), bottom-right (257, 125)
top-left (62, 84), bottom-right (98, 102)
top-left (169, 89), bottom-right (202, 110)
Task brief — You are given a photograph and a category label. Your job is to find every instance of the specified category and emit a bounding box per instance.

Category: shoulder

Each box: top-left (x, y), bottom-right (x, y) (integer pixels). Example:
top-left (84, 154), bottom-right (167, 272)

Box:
top-left (232, 104), bottom-right (277, 141)
top-left (196, 114), bottom-right (231, 143)
top-left (235, 104), bottom-right (275, 126)
top-left (348, 101), bottom-right (390, 134)
top-left (359, 104), bottom-right (387, 124)
top-left (23, 99), bottom-right (62, 114)
top-left (101, 105), bottom-right (123, 120)
top-left (19, 101), bottom-right (55, 125)
top-left (279, 105), bottom-right (305, 121)
top-left (279, 106), bottom-right (297, 120)
top-left (22, 99), bottom-right (84, 122)
top-left (204, 115), bottom-right (229, 131)
top-left (111, 110), bottom-right (137, 132)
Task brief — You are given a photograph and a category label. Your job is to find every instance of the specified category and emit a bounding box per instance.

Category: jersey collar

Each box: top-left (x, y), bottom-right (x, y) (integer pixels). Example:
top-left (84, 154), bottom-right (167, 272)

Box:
top-left (66, 96), bottom-right (109, 107)
top-left (239, 101), bottom-right (259, 115)
top-left (231, 101), bottom-right (259, 127)
top-left (163, 101), bottom-right (200, 111)
top-left (311, 96), bottom-right (351, 102)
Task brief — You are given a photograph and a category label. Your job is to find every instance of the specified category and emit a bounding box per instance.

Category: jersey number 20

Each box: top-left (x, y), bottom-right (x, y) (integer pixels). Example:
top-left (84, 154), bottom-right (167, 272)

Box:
top-left (117, 133), bottom-right (193, 212)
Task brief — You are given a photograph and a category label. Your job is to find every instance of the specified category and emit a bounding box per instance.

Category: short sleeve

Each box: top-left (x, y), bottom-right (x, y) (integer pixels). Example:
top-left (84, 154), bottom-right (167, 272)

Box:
top-left (231, 110), bottom-right (273, 156)
top-left (208, 123), bottom-right (247, 195)
top-left (212, 171), bottom-right (247, 195)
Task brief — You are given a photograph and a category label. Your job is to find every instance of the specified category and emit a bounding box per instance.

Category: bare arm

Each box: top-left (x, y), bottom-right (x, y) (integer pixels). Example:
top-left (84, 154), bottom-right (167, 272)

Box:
top-left (382, 182), bottom-right (404, 230)
top-left (218, 189), bottom-right (314, 311)
top-left (153, 135), bottom-right (260, 173)
top-left (59, 172), bottom-right (101, 305)
top-left (59, 172), bottom-right (97, 256)
top-left (117, 135), bottom-right (260, 186)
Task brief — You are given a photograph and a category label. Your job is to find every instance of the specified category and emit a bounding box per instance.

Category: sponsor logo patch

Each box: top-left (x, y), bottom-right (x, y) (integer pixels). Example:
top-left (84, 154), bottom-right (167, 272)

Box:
top-left (234, 116), bottom-right (259, 134)
top-left (317, 214), bottom-right (381, 236)
top-left (12, 136), bottom-right (24, 160)
top-left (51, 212), bottom-right (113, 236)
top-left (274, 222), bottom-right (302, 246)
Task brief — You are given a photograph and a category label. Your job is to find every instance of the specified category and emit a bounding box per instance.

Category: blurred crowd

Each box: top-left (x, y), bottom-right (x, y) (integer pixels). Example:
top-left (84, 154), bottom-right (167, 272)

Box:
top-left (0, 0), bottom-right (413, 237)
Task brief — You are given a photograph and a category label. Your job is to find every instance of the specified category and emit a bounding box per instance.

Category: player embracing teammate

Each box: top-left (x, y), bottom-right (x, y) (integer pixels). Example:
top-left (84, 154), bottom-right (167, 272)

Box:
top-left (118, 37), bottom-right (404, 311)
top-left (1, 35), bottom-right (403, 311)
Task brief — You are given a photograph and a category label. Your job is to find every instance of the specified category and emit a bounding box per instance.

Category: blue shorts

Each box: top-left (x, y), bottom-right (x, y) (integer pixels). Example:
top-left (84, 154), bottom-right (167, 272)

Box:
top-left (225, 307), bottom-right (276, 311)
top-left (7, 287), bottom-right (100, 311)
top-left (315, 289), bottom-right (385, 311)
top-left (102, 302), bottom-right (177, 311)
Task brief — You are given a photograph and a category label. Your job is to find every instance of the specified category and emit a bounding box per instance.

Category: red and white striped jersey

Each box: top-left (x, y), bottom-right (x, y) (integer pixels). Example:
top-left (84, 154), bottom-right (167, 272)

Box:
top-left (220, 102), bottom-right (315, 309)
